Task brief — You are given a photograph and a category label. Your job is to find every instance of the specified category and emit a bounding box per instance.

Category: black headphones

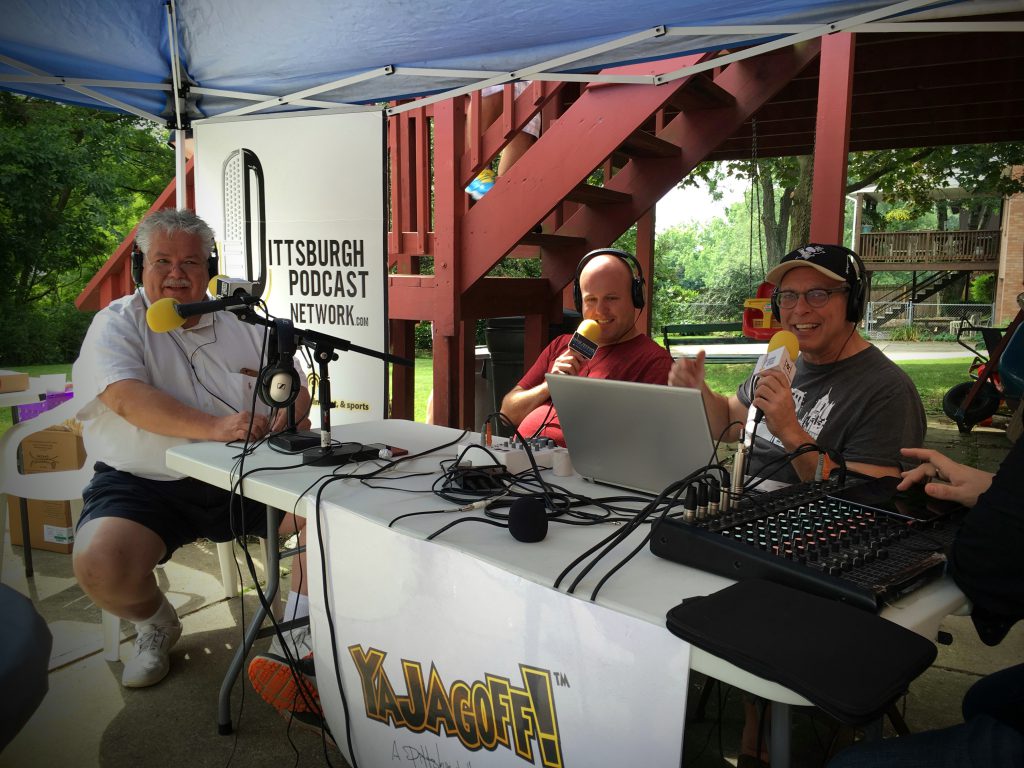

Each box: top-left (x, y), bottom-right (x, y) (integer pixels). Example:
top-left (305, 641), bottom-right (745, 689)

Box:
top-left (131, 241), bottom-right (220, 288)
top-left (770, 247), bottom-right (866, 324)
top-left (256, 363), bottom-right (300, 409)
top-left (572, 248), bottom-right (646, 313)
top-left (256, 320), bottom-right (301, 409)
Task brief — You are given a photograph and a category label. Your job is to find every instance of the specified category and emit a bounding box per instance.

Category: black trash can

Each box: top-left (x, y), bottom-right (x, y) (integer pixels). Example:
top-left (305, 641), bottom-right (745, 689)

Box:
top-left (485, 311), bottom-right (582, 435)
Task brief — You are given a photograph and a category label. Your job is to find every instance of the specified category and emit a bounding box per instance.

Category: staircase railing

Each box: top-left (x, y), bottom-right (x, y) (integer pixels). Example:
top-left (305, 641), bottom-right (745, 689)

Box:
top-left (873, 270), bottom-right (960, 305)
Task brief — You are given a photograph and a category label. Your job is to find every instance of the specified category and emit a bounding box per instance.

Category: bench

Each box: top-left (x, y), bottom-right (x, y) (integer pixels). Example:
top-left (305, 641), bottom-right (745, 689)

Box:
top-left (911, 317), bottom-right (960, 335)
top-left (662, 322), bottom-right (761, 365)
top-left (662, 322), bottom-right (748, 348)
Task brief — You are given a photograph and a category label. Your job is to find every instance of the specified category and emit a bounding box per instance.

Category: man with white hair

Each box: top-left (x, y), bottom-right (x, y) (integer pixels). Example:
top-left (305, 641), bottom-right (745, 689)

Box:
top-left (71, 208), bottom-right (312, 688)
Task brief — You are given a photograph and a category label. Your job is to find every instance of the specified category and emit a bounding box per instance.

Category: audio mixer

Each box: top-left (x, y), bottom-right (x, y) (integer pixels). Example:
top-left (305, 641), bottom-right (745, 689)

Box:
top-left (650, 476), bottom-right (965, 611)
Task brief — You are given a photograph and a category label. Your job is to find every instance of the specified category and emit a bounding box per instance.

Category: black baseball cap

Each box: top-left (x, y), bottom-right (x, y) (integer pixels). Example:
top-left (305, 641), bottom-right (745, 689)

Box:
top-left (765, 243), bottom-right (860, 286)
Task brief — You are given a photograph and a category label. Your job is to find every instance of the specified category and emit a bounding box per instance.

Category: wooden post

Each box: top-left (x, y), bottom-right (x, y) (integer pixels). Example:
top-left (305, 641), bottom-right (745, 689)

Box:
top-left (809, 33), bottom-right (856, 244)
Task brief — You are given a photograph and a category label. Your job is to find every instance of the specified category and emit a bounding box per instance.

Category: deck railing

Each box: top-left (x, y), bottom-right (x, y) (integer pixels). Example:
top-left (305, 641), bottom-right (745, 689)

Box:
top-left (859, 229), bottom-right (1000, 263)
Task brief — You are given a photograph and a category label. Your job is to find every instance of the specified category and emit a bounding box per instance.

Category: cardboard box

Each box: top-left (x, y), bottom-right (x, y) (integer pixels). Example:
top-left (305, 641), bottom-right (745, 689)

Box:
top-left (7, 496), bottom-right (81, 554)
top-left (19, 427), bottom-right (86, 474)
top-left (0, 369), bottom-right (29, 393)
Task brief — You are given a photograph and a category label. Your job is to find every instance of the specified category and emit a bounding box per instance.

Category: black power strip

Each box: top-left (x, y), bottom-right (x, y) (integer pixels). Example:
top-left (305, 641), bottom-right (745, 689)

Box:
top-left (449, 465), bottom-right (511, 492)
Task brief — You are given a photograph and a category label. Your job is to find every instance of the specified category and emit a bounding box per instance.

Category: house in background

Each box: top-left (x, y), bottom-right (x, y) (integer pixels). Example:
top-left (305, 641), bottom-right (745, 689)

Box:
top-left (851, 170), bottom-right (1024, 336)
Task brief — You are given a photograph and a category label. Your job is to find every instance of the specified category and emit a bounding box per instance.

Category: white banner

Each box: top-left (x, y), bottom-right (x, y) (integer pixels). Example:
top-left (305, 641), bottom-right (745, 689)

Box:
top-left (194, 111), bottom-right (388, 424)
top-left (308, 504), bottom-right (691, 768)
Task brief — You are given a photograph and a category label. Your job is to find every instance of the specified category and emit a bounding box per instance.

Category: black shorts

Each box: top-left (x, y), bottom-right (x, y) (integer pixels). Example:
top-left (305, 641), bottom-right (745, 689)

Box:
top-left (77, 463), bottom-right (284, 563)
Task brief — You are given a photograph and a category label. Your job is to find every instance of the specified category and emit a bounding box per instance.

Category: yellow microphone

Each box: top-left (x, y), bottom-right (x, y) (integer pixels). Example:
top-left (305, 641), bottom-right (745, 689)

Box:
top-left (767, 329), bottom-right (799, 367)
top-left (147, 291), bottom-right (257, 333)
top-left (732, 329), bottom-right (801, 504)
top-left (146, 297), bottom-right (186, 333)
top-left (567, 319), bottom-right (602, 359)
top-left (744, 329), bottom-right (800, 439)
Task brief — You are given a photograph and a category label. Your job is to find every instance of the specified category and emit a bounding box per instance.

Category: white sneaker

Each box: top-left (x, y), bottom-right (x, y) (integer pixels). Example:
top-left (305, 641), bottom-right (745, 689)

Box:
top-left (268, 623), bottom-right (313, 661)
top-left (121, 620), bottom-right (182, 688)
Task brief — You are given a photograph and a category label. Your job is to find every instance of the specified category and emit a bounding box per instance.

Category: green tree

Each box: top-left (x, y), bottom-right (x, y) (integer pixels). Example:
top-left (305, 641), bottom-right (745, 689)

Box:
top-left (613, 223), bottom-right (706, 331)
top-left (0, 94), bottom-right (172, 363)
top-left (685, 143), bottom-right (1024, 267)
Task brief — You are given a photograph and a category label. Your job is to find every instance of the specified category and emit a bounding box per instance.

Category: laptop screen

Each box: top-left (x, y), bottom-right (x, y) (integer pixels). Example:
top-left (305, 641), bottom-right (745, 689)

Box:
top-left (545, 375), bottom-right (717, 494)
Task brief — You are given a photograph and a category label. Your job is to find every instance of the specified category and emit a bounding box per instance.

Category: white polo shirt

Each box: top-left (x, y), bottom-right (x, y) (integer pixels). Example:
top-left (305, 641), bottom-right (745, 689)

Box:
top-left (72, 291), bottom-right (292, 481)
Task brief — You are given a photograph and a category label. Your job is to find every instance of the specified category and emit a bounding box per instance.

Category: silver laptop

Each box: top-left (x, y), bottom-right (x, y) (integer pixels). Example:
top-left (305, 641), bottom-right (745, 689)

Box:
top-left (545, 375), bottom-right (716, 494)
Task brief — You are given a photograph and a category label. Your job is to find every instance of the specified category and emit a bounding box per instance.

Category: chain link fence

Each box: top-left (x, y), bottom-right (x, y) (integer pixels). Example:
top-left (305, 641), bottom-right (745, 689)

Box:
top-left (864, 302), bottom-right (994, 340)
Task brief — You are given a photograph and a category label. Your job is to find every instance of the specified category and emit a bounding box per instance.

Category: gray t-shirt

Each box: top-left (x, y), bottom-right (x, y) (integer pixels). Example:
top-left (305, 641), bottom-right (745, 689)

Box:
top-left (737, 344), bottom-right (926, 484)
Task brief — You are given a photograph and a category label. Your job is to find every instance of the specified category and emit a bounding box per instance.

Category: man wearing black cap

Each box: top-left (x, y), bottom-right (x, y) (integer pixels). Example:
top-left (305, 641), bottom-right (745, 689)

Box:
top-left (669, 243), bottom-right (925, 485)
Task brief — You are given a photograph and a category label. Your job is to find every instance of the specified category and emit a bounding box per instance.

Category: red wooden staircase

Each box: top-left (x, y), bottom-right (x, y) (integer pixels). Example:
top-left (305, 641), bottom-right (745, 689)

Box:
top-left (389, 40), bottom-right (822, 426)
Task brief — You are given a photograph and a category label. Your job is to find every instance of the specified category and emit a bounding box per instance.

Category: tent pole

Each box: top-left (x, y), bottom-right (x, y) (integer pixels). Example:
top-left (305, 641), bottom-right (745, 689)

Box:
top-left (166, 1), bottom-right (186, 209)
top-left (175, 129), bottom-right (187, 209)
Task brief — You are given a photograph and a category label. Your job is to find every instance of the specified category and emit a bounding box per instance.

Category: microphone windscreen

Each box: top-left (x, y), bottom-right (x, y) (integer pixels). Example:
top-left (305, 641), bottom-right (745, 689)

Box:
top-left (507, 496), bottom-right (548, 543)
top-left (146, 298), bottom-right (185, 333)
top-left (767, 329), bottom-right (799, 361)
top-left (568, 318), bottom-right (602, 359)
top-left (576, 318), bottom-right (601, 342)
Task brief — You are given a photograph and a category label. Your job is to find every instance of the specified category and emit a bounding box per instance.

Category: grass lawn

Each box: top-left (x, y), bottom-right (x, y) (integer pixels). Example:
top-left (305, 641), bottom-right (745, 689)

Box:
top-left (408, 356), bottom-right (977, 424)
top-left (0, 356), bottom-right (978, 439)
top-left (699, 357), bottom-right (977, 422)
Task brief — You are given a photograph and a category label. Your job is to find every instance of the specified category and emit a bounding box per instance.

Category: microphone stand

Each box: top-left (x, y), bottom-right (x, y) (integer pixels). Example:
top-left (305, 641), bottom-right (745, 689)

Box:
top-left (230, 306), bottom-right (414, 466)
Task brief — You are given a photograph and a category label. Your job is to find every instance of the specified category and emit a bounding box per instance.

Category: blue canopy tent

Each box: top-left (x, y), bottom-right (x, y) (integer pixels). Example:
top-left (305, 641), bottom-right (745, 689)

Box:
top-left (4, 0), bottom-right (1019, 124)
top-left (7, 0), bottom-right (1022, 207)
top-left (4, 0), bottom-right (1022, 206)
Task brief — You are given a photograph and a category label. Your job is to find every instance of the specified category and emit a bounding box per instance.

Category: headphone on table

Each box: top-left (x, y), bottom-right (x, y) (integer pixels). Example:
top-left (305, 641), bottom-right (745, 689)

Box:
top-left (769, 247), bottom-right (867, 324)
top-left (572, 248), bottom-right (646, 313)
top-left (131, 241), bottom-right (220, 288)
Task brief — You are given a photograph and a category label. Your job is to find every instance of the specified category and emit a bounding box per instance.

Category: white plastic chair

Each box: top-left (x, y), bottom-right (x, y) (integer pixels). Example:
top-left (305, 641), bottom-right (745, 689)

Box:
top-left (0, 397), bottom-right (242, 662)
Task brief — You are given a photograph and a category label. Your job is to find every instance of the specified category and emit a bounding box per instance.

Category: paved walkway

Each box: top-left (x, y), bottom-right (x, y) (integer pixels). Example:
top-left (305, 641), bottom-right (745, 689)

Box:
top-left (674, 339), bottom-right (974, 362)
top-left (870, 340), bottom-right (975, 361)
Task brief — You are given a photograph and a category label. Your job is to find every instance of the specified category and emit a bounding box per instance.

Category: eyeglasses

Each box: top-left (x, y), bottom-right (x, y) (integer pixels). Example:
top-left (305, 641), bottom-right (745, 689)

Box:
top-left (147, 257), bottom-right (208, 275)
top-left (773, 286), bottom-right (849, 309)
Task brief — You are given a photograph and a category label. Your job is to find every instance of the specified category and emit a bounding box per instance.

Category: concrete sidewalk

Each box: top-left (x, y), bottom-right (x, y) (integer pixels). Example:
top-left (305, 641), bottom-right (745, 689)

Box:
top-left (674, 339), bottom-right (975, 363)
top-left (1, 419), bottom-right (1018, 768)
